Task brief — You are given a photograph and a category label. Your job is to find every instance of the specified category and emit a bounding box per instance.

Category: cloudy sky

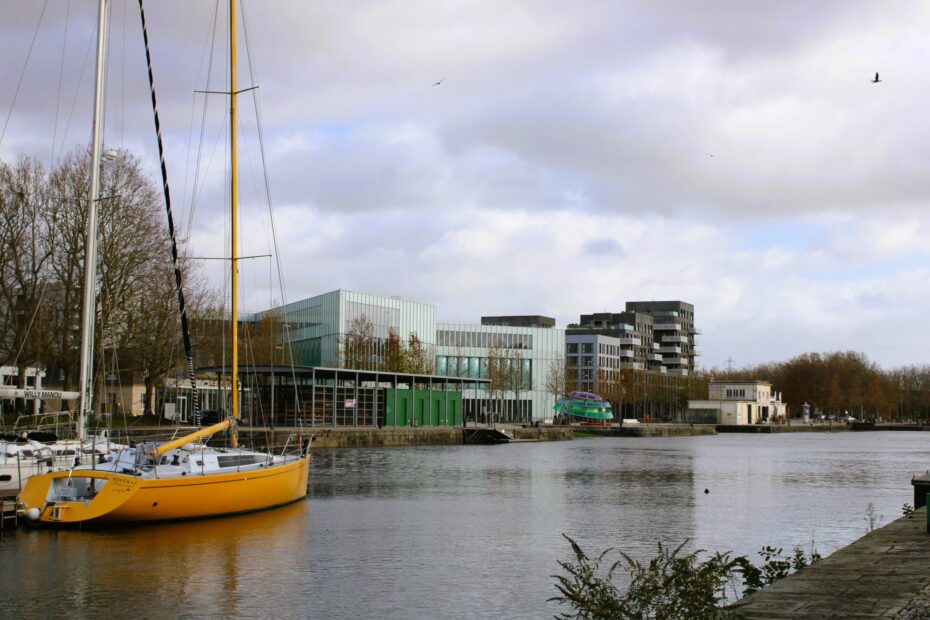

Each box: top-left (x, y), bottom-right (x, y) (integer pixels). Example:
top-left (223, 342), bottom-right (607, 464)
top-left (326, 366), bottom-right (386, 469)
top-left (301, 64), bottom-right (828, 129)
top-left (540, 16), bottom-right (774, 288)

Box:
top-left (3, 0), bottom-right (930, 370)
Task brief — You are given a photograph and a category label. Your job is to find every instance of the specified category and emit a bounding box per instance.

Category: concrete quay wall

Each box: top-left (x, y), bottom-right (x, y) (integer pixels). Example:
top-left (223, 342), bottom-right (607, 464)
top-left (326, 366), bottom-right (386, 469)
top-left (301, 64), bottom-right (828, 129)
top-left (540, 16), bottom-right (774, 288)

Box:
top-left (726, 507), bottom-right (930, 618)
top-left (717, 423), bottom-right (851, 434)
top-left (117, 425), bottom-right (573, 449)
top-left (576, 424), bottom-right (718, 438)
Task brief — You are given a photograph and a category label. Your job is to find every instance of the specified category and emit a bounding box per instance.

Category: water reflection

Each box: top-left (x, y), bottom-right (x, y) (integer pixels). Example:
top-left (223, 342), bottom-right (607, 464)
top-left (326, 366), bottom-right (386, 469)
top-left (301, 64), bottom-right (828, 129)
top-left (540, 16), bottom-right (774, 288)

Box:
top-left (6, 501), bottom-right (309, 618)
top-left (2, 433), bottom-right (927, 618)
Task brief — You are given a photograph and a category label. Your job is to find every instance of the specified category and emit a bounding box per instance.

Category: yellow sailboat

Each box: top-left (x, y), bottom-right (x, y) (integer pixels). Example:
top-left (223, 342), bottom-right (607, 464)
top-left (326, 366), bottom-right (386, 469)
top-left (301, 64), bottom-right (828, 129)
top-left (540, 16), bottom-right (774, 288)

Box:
top-left (19, 0), bottom-right (310, 525)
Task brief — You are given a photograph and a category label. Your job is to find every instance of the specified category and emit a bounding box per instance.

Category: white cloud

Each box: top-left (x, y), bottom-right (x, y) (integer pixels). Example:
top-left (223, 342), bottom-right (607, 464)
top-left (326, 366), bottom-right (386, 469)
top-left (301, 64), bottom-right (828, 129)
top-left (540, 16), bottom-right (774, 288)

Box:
top-left (3, 1), bottom-right (930, 369)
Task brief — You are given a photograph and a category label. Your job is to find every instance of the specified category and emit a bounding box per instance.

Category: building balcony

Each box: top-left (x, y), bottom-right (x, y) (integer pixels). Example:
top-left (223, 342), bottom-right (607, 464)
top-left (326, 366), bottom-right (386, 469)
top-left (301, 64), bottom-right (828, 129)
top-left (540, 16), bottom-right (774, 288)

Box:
top-left (690, 327), bottom-right (701, 335)
top-left (617, 349), bottom-right (634, 358)
top-left (647, 353), bottom-right (663, 361)
top-left (692, 349), bottom-right (701, 356)
top-left (667, 368), bottom-right (689, 376)
top-left (616, 337), bottom-right (641, 346)
top-left (658, 346), bottom-right (681, 354)
top-left (621, 362), bottom-right (644, 370)
top-left (653, 323), bottom-right (682, 331)
top-left (664, 357), bottom-right (688, 365)
top-left (662, 335), bottom-right (688, 344)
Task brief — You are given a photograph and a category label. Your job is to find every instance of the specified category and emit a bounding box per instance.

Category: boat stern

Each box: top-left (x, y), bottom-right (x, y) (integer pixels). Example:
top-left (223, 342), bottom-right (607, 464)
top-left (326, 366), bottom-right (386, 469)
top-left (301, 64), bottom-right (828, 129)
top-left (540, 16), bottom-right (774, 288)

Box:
top-left (19, 470), bottom-right (142, 525)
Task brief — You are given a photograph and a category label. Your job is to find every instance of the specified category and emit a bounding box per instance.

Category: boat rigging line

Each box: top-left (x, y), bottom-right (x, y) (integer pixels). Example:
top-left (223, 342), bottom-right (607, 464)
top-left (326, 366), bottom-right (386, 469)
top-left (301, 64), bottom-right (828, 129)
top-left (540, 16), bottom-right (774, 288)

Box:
top-left (240, 0), bottom-right (304, 417)
top-left (138, 0), bottom-right (201, 425)
top-left (0, 0), bottom-right (50, 149)
top-left (183, 0), bottom-right (222, 238)
top-left (50, 0), bottom-right (72, 169)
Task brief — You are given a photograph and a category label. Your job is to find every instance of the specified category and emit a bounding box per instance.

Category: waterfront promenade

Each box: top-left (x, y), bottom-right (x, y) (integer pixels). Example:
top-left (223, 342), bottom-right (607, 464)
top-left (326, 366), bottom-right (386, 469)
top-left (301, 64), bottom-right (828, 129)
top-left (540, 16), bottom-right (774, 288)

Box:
top-left (727, 507), bottom-right (930, 619)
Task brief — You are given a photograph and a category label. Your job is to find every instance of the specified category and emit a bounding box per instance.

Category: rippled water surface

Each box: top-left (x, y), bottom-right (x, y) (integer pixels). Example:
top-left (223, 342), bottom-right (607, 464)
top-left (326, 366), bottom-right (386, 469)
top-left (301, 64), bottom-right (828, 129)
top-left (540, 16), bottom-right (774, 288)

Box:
top-left (2, 432), bottom-right (928, 618)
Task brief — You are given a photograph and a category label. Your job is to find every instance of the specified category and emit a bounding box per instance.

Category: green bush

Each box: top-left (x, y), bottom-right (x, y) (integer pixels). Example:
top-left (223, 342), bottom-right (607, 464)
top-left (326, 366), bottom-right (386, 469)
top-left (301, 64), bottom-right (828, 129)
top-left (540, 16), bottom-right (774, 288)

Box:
top-left (550, 535), bottom-right (820, 619)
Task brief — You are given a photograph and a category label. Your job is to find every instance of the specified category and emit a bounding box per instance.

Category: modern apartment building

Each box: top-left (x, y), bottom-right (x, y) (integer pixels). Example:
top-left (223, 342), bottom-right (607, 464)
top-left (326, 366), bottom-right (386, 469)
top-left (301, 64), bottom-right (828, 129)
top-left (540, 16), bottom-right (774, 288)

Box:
top-left (563, 299), bottom-right (700, 416)
top-left (625, 301), bottom-right (698, 374)
top-left (567, 300), bottom-right (697, 382)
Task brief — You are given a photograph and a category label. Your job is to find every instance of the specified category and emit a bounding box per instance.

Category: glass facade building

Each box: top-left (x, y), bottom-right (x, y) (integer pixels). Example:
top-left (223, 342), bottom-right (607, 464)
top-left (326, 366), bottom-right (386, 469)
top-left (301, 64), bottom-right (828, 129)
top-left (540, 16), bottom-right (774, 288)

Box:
top-left (435, 321), bottom-right (563, 422)
top-left (256, 290), bottom-right (436, 368)
top-left (259, 290), bottom-right (564, 422)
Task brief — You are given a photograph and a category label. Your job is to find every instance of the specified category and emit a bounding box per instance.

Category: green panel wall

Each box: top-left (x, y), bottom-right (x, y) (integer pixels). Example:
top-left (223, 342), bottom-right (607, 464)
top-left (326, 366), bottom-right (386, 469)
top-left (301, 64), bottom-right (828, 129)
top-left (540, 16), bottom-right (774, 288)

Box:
top-left (384, 388), bottom-right (461, 427)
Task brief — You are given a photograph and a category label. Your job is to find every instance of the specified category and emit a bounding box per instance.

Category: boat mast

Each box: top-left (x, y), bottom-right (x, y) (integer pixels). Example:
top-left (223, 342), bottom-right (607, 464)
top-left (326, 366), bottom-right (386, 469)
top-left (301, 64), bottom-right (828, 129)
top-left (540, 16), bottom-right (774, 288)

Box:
top-left (78, 0), bottom-right (111, 443)
top-left (229, 0), bottom-right (239, 448)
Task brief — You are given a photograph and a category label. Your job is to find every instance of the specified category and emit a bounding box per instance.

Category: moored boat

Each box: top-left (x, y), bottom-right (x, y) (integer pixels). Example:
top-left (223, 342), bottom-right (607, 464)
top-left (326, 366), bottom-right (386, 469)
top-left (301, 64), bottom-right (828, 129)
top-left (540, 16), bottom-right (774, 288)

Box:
top-left (19, 421), bottom-right (309, 524)
top-left (19, 0), bottom-right (310, 525)
top-left (0, 431), bottom-right (118, 496)
top-left (553, 391), bottom-right (614, 424)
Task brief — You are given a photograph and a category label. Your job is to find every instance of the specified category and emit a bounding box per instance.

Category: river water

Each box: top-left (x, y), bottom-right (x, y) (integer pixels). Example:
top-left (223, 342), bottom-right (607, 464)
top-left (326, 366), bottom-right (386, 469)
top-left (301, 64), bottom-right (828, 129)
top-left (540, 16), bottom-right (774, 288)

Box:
top-left (1, 432), bottom-right (927, 618)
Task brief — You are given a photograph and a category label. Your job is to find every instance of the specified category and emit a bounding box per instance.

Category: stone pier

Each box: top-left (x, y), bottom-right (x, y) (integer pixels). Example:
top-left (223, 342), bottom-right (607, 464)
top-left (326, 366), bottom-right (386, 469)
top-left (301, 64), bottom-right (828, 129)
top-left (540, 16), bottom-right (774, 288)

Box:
top-left (727, 507), bottom-right (930, 618)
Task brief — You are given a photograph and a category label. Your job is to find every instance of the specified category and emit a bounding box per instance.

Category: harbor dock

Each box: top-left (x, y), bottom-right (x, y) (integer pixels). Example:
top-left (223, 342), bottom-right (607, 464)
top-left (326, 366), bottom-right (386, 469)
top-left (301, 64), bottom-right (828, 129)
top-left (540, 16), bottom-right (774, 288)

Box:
top-left (112, 424), bottom-right (573, 449)
top-left (727, 507), bottom-right (930, 618)
top-left (574, 423), bottom-right (717, 437)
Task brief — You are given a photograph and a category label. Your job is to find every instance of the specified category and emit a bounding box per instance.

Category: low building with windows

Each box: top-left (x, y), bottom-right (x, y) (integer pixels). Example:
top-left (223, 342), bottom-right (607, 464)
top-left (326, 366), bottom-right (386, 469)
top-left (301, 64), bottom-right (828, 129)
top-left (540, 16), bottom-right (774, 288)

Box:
top-left (436, 319), bottom-right (563, 422)
top-left (687, 380), bottom-right (786, 424)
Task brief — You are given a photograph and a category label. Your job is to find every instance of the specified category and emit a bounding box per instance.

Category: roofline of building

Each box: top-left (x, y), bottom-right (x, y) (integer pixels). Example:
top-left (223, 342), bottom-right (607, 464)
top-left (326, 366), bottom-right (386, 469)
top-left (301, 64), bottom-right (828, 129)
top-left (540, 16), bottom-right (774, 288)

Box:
top-left (193, 364), bottom-right (490, 384)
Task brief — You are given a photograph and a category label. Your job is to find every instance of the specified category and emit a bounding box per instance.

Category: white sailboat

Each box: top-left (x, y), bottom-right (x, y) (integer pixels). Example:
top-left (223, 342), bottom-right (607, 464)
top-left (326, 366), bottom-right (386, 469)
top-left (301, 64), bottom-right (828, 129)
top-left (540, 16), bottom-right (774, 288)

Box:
top-left (0, 430), bottom-right (115, 496)
top-left (19, 0), bottom-right (310, 525)
top-left (0, 387), bottom-right (122, 498)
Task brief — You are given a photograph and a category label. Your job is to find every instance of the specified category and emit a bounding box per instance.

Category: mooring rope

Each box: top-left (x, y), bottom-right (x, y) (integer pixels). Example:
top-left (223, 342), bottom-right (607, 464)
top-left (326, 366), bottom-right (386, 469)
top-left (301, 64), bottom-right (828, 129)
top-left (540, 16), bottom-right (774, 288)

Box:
top-left (138, 0), bottom-right (201, 425)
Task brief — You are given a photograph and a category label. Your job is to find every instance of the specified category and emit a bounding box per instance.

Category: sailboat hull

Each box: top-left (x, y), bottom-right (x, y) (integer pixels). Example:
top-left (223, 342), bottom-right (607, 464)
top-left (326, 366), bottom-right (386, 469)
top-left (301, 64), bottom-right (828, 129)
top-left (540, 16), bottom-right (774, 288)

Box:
top-left (19, 454), bottom-right (310, 525)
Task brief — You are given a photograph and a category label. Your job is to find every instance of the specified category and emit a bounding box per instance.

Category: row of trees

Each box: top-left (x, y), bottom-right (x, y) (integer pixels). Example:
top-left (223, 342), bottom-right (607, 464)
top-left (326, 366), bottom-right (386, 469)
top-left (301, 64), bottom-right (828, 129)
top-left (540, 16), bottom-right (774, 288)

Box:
top-left (717, 350), bottom-right (930, 420)
top-left (545, 350), bottom-right (930, 422)
top-left (544, 361), bottom-right (709, 420)
top-left (340, 315), bottom-right (434, 374)
top-left (0, 150), bottom-right (218, 415)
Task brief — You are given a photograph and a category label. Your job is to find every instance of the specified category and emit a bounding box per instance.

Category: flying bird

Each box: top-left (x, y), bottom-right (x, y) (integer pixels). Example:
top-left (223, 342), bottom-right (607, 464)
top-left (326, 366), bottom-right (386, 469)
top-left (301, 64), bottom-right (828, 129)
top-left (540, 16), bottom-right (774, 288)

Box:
top-left (871, 72), bottom-right (881, 83)
top-left (433, 78), bottom-right (445, 86)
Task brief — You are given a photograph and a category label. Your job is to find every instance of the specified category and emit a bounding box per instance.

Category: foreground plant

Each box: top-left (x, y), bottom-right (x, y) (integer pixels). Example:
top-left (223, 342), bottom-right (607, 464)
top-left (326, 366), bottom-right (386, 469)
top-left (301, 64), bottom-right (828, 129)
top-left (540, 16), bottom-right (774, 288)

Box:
top-left (550, 535), bottom-right (820, 619)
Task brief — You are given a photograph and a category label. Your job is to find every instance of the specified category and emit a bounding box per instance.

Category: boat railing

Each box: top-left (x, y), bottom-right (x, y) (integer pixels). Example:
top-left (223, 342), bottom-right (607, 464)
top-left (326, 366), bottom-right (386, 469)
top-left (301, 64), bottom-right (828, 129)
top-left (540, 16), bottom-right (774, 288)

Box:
top-left (13, 410), bottom-right (77, 438)
top-left (280, 433), bottom-right (311, 459)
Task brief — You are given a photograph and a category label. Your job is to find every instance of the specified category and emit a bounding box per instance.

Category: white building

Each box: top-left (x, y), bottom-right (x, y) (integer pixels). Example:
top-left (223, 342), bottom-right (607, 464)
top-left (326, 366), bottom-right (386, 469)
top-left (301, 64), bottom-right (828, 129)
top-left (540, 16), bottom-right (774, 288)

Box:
top-left (436, 320), bottom-right (564, 423)
top-left (687, 380), bottom-right (787, 424)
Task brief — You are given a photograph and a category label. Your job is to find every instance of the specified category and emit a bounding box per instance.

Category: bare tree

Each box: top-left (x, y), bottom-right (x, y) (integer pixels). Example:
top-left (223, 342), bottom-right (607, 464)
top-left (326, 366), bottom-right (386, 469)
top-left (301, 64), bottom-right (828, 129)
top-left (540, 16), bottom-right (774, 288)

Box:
top-left (0, 157), bottom-right (56, 383)
top-left (545, 357), bottom-right (571, 401)
top-left (0, 147), bottom-right (216, 415)
top-left (340, 314), bottom-right (377, 370)
top-left (405, 332), bottom-right (434, 374)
